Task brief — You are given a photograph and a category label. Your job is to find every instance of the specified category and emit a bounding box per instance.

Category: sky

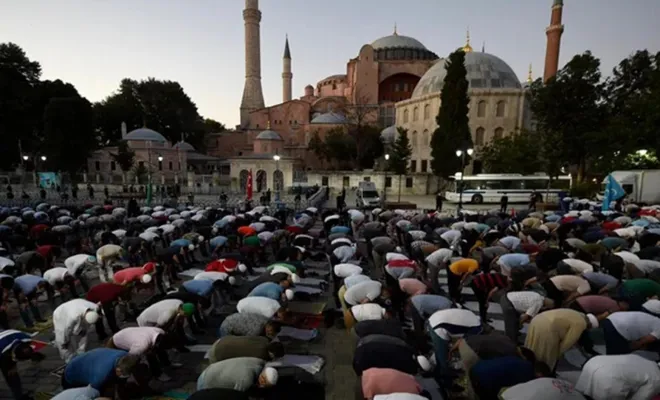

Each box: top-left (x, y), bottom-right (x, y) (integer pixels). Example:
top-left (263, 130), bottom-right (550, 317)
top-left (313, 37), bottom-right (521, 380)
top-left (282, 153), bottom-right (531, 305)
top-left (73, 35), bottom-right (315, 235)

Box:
top-left (1, 0), bottom-right (659, 128)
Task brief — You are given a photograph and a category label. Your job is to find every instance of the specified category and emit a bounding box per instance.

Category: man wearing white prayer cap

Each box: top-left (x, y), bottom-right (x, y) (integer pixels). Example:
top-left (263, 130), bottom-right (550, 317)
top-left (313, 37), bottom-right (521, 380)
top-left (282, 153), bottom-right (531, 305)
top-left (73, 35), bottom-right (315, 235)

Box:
top-left (197, 357), bottom-right (278, 391)
top-left (52, 298), bottom-right (101, 362)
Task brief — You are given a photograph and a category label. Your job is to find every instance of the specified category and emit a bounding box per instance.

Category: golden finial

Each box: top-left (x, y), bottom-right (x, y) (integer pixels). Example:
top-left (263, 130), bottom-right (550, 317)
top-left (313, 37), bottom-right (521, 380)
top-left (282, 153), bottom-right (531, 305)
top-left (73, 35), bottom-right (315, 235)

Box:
top-left (461, 27), bottom-right (473, 53)
top-left (266, 120), bottom-right (271, 129)
top-left (527, 63), bottom-right (533, 84)
top-left (393, 23), bottom-right (398, 35)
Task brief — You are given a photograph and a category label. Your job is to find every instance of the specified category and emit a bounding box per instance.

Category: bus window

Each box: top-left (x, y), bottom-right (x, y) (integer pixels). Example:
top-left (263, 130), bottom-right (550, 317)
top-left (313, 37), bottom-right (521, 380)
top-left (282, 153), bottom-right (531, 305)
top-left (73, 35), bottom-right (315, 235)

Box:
top-left (525, 180), bottom-right (548, 190)
top-left (550, 179), bottom-right (571, 190)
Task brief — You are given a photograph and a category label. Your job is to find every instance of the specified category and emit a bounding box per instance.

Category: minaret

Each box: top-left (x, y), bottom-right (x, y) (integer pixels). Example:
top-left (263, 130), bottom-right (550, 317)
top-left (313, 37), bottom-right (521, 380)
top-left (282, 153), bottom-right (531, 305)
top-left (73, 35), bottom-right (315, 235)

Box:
top-left (282, 35), bottom-right (292, 103)
top-left (240, 0), bottom-right (265, 128)
top-left (461, 28), bottom-right (473, 53)
top-left (543, 0), bottom-right (564, 82)
top-left (527, 64), bottom-right (534, 84)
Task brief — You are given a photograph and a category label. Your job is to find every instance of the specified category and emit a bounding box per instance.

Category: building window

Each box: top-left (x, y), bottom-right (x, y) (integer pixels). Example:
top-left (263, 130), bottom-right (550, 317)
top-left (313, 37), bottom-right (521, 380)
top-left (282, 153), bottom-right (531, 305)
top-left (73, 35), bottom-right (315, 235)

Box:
top-left (169, 161), bottom-right (173, 170)
top-left (332, 84), bottom-right (337, 90)
top-left (342, 176), bottom-right (350, 187)
top-left (477, 101), bottom-right (486, 118)
top-left (413, 107), bottom-right (419, 121)
top-left (158, 160), bottom-right (163, 171)
top-left (363, 176), bottom-right (371, 182)
top-left (405, 177), bottom-right (413, 188)
top-left (403, 109), bottom-right (409, 123)
top-left (379, 105), bottom-right (395, 127)
top-left (256, 124), bottom-right (260, 128)
top-left (496, 101), bottom-right (506, 117)
top-left (95, 161), bottom-right (100, 171)
top-left (422, 130), bottom-right (429, 146)
top-left (110, 161), bottom-right (116, 171)
top-left (494, 127), bottom-right (504, 140)
top-left (385, 177), bottom-right (392, 188)
top-left (411, 131), bottom-right (418, 148)
top-left (178, 162), bottom-right (181, 170)
top-left (424, 104), bottom-right (430, 119)
top-left (321, 176), bottom-right (329, 186)
top-left (421, 160), bottom-right (428, 172)
top-left (475, 127), bottom-right (485, 146)
top-left (410, 160), bottom-right (417, 172)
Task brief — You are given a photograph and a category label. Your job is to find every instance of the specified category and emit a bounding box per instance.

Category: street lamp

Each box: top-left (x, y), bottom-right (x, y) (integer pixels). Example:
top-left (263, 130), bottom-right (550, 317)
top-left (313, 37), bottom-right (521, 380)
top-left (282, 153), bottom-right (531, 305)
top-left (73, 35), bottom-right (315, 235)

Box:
top-left (273, 155), bottom-right (281, 202)
top-left (22, 155), bottom-right (29, 161)
top-left (455, 148), bottom-right (474, 210)
top-left (158, 155), bottom-right (164, 162)
top-left (40, 156), bottom-right (47, 162)
top-left (384, 154), bottom-right (390, 202)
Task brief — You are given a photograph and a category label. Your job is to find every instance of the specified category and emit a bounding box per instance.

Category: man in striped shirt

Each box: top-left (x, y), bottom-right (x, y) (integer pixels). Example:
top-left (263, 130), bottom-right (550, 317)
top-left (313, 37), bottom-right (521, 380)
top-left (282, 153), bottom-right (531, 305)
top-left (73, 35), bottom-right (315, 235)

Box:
top-left (469, 272), bottom-right (509, 323)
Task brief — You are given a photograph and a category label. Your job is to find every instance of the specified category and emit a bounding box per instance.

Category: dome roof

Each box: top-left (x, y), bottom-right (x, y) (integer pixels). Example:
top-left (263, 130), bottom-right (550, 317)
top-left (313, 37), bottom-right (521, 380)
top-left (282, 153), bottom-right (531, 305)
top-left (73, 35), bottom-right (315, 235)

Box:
top-left (173, 141), bottom-right (195, 151)
top-left (411, 52), bottom-right (521, 98)
top-left (371, 34), bottom-right (427, 50)
top-left (256, 129), bottom-right (283, 140)
top-left (124, 128), bottom-right (167, 142)
top-left (381, 125), bottom-right (397, 143)
top-left (311, 112), bottom-right (347, 125)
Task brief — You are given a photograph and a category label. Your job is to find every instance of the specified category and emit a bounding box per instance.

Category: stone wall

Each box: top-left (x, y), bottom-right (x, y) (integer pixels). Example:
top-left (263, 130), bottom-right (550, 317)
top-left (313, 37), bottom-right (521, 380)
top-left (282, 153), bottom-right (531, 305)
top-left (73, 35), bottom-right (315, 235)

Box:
top-left (306, 170), bottom-right (441, 196)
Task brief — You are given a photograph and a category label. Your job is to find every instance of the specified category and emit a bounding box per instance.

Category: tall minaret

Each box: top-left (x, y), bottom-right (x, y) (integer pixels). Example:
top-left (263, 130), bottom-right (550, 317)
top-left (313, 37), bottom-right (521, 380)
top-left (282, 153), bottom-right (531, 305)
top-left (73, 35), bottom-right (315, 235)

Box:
top-left (282, 35), bottom-right (292, 103)
top-left (240, 0), bottom-right (265, 128)
top-left (543, 0), bottom-right (564, 82)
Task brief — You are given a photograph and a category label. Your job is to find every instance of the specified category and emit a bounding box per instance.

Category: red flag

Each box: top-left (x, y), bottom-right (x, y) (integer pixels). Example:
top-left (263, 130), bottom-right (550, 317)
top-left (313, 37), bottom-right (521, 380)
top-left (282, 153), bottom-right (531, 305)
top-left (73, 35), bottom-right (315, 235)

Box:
top-left (246, 169), bottom-right (253, 200)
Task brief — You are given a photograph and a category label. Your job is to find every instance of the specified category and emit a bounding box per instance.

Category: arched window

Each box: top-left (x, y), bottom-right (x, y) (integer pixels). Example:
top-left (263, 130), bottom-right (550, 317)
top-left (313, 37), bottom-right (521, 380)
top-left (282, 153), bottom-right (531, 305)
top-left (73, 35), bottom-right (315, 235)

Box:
top-left (411, 131), bottom-right (418, 147)
top-left (477, 101), bottom-right (486, 118)
top-left (403, 109), bottom-right (409, 123)
top-left (424, 104), bottom-right (430, 119)
top-left (413, 107), bottom-right (419, 121)
top-left (475, 127), bottom-right (485, 146)
top-left (496, 101), bottom-right (506, 117)
top-left (422, 130), bottom-right (429, 146)
top-left (494, 127), bottom-right (504, 140)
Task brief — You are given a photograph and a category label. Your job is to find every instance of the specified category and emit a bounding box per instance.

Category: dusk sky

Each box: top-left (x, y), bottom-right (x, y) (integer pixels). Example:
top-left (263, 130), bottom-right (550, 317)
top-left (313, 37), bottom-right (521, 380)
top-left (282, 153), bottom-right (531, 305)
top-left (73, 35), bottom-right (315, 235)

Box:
top-left (2, 0), bottom-right (658, 128)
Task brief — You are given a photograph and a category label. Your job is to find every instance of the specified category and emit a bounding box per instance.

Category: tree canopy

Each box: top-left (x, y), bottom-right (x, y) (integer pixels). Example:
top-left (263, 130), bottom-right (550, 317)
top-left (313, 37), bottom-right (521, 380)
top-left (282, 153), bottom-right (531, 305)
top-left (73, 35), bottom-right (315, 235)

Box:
top-left (431, 50), bottom-right (473, 179)
top-left (388, 127), bottom-right (412, 175)
top-left (308, 125), bottom-right (384, 170)
top-left (478, 130), bottom-right (542, 175)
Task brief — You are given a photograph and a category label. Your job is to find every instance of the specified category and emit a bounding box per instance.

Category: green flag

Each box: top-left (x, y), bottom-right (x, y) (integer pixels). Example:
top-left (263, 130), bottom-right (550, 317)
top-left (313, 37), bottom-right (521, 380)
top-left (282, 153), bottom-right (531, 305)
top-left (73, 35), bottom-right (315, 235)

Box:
top-left (146, 176), bottom-right (153, 207)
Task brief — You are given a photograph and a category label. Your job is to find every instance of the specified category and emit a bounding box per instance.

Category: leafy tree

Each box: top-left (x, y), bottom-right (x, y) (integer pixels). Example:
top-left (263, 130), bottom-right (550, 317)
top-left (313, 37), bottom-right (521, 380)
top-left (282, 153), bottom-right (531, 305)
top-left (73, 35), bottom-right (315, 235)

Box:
top-left (478, 130), bottom-right (542, 174)
top-left (354, 125), bottom-right (384, 169)
top-left (308, 131), bottom-right (327, 161)
top-left (131, 163), bottom-right (148, 184)
top-left (42, 97), bottom-right (96, 174)
top-left (530, 52), bottom-right (606, 181)
top-left (110, 141), bottom-right (135, 173)
top-left (203, 118), bottom-right (225, 133)
top-left (323, 128), bottom-right (355, 169)
top-left (388, 127), bottom-right (412, 202)
top-left (0, 43), bottom-right (41, 83)
top-left (431, 50), bottom-right (472, 179)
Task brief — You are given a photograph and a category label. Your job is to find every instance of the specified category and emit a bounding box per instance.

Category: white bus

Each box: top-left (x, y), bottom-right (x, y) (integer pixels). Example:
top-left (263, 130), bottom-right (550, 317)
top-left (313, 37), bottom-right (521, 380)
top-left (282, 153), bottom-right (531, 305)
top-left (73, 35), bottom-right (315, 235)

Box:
top-left (445, 173), bottom-right (572, 204)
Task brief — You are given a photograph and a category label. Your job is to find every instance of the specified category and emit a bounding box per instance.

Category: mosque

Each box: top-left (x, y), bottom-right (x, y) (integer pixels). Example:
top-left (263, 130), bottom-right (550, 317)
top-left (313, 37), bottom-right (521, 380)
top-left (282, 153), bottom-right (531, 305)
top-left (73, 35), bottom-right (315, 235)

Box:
top-left (88, 0), bottom-right (565, 194)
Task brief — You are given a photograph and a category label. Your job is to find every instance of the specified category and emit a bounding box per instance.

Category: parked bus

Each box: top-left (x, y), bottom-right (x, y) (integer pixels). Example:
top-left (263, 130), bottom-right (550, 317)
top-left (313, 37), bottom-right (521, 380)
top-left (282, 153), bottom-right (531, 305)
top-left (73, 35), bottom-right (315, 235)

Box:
top-left (445, 173), bottom-right (572, 204)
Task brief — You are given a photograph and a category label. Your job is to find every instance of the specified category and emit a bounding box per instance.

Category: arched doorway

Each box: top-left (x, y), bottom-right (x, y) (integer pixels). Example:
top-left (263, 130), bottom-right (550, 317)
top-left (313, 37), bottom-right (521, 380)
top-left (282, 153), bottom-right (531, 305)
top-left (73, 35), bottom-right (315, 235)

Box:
top-left (239, 169), bottom-right (249, 192)
top-left (256, 169), bottom-right (267, 192)
top-left (273, 170), bottom-right (284, 192)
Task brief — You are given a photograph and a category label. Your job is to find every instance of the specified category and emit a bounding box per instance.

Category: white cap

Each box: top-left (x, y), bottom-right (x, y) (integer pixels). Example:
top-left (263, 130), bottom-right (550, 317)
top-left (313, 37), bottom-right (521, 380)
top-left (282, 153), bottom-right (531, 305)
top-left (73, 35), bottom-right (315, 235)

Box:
top-left (141, 274), bottom-right (152, 284)
top-left (642, 299), bottom-right (660, 315)
top-left (285, 289), bottom-right (294, 300)
top-left (586, 313), bottom-right (599, 329)
top-left (263, 367), bottom-right (278, 385)
top-left (295, 246), bottom-right (306, 253)
top-left (85, 311), bottom-right (100, 324)
top-left (188, 244), bottom-right (195, 251)
top-left (238, 263), bottom-right (248, 273)
top-left (198, 235), bottom-right (205, 242)
top-left (395, 246), bottom-right (402, 252)
top-left (417, 355), bottom-right (432, 371)
top-left (381, 307), bottom-right (387, 317)
top-left (290, 274), bottom-right (300, 284)
top-left (228, 276), bottom-right (237, 285)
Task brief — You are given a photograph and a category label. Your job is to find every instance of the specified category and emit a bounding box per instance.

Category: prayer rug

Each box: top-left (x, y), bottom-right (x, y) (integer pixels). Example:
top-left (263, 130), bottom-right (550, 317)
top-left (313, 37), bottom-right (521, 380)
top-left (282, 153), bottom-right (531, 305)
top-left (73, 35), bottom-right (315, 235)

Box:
top-left (178, 268), bottom-right (204, 278)
top-left (143, 391), bottom-right (190, 400)
top-left (267, 354), bottom-right (326, 375)
top-left (277, 326), bottom-right (318, 341)
top-left (50, 364), bottom-right (66, 378)
top-left (287, 301), bottom-right (327, 315)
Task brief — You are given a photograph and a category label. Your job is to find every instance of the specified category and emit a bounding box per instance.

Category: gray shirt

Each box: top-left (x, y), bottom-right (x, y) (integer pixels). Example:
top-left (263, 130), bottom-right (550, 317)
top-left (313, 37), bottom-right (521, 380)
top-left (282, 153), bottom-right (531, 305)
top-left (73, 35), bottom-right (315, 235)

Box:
top-left (482, 246), bottom-right (508, 259)
top-left (197, 357), bottom-right (264, 391)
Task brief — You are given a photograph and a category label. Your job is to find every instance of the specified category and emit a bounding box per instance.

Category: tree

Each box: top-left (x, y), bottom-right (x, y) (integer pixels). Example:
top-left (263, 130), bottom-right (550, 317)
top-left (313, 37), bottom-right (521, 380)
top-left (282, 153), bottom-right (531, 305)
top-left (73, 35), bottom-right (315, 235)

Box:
top-left (110, 140), bottom-right (135, 173)
top-left (529, 52), bottom-right (606, 181)
top-left (354, 125), bottom-right (384, 169)
top-left (308, 131), bottom-right (327, 161)
top-left (431, 50), bottom-right (473, 179)
top-left (42, 97), bottom-right (96, 174)
top-left (0, 43), bottom-right (41, 83)
top-left (323, 128), bottom-right (355, 169)
top-left (388, 127), bottom-right (412, 202)
top-left (478, 130), bottom-right (542, 174)
top-left (203, 118), bottom-right (226, 133)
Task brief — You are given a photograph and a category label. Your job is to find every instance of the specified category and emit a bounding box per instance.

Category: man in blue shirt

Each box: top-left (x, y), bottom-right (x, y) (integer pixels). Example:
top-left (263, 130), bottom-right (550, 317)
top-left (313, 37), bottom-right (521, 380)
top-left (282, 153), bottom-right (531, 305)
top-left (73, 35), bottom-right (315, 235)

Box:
top-left (0, 329), bottom-right (46, 400)
top-left (469, 355), bottom-right (552, 400)
top-left (13, 274), bottom-right (52, 327)
top-left (248, 281), bottom-right (294, 303)
top-left (492, 253), bottom-right (532, 276)
top-left (63, 348), bottom-right (140, 399)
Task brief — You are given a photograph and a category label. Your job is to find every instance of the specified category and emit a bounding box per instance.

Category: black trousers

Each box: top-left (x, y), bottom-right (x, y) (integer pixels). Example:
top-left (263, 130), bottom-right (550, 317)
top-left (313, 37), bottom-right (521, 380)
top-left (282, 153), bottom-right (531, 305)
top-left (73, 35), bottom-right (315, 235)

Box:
top-left (146, 348), bottom-right (171, 377)
top-left (470, 284), bottom-right (489, 322)
top-left (446, 266), bottom-right (462, 302)
top-left (1, 357), bottom-right (22, 400)
top-left (500, 294), bottom-right (520, 343)
top-left (95, 301), bottom-right (121, 338)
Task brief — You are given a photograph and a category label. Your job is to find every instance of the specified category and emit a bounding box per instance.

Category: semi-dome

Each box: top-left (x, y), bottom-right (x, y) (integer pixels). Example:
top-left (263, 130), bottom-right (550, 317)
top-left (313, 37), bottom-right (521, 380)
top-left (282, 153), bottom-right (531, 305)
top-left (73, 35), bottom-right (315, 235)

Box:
top-left (371, 34), bottom-right (427, 50)
top-left (256, 129), bottom-right (283, 140)
top-left (311, 112), bottom-right (347, 124)
top-left (173, 141), bottom-right (195, 151)
top-left (411, 52), bottom-right (522, 98)
top-left (124, 128), bottom-right (167, 142)
top-left (381, 125), bottom-right (397, 143)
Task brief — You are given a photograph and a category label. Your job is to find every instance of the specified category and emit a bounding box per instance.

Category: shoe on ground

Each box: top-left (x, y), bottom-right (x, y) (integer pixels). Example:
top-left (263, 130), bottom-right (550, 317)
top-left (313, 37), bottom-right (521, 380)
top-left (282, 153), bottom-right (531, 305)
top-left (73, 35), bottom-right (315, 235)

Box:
top-left (170, 362), bottom-right (183, 368)
top-left (157, 374), bottom-right (172, 382)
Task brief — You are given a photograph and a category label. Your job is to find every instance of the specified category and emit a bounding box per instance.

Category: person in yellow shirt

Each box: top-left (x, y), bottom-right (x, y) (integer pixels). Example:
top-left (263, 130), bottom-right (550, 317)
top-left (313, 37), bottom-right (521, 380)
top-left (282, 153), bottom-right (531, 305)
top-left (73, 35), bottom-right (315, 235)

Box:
top-left (448, 258), bottom-right (480, 302)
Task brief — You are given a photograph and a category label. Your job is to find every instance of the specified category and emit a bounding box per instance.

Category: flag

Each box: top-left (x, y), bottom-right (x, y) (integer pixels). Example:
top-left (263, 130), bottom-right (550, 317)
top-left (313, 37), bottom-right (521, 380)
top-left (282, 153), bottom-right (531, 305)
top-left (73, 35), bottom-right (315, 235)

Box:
top-left (246, 169), bottom-right (253, 200)
top-left (601, 174), bottom-right (625, 211)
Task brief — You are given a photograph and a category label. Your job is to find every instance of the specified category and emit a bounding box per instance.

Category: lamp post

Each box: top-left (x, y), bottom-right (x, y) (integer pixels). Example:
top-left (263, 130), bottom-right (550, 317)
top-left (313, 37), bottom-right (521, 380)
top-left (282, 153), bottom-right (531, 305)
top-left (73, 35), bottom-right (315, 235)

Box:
top-left (383, 154), bottom-right (390, 202)
top-left (273, 154), bottom-right (281, 202)
top-left (455, 148), bottom-right (474, 210)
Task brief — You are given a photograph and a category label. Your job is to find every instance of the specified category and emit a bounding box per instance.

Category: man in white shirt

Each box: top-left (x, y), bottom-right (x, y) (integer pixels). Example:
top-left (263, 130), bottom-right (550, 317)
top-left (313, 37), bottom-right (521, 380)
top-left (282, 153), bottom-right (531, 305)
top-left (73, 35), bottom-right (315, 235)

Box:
top-left (109, 327), bottom-right (179, 382)
top-left (236, 297), bottom-right (284, 319)
top-left (96, 244), bottom-right (125, 282)
top-left (547, 275), bottom-right (591, 307)
top-left (52, 299), bottom-right (100, 362)
top-left (440, 230), bottom-right (462, 249)
top-left (343, 280), bottom-right (386, 306)
top-left (64, 254), bottom-right (96, 291)
top-left (43, 266), bottom-right (79, 302)
top-left (501, 291), bottom-right (552, 343)
top-left (137, 299), bottom-right (194, 352)
top-left (602, 311), bottom-right (660, 355)
top-left (558, 258), bottom-right (594, 274)
top-left (576, 354), bottom-right (660, 400)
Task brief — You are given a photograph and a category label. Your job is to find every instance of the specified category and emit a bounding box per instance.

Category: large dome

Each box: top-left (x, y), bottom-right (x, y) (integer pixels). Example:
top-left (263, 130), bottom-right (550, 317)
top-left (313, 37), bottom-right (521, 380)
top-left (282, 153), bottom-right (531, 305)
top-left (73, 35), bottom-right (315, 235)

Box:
top-left (411, 52), bottom-right (521, 98)
top-left (124, 128), bottom-right (167, 142)
top-left (256, 129), bottom-right (283, 141)
top-left (311, 112), bottom-right (347, 125)
top-left (371, 34), bottom-right (427, 50)
top-left (173, 141), bottom-right (195, 151)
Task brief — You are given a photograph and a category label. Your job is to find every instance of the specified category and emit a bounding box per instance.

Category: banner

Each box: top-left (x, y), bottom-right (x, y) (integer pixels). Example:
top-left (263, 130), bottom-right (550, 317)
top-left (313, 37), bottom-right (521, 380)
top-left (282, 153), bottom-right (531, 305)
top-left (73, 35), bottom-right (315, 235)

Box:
top-left (38, 172), bottom-right (60, 189)
top-left (246, 169), bottom-right (253, 200)
top-left (601, 174), bottom-right (626, 211)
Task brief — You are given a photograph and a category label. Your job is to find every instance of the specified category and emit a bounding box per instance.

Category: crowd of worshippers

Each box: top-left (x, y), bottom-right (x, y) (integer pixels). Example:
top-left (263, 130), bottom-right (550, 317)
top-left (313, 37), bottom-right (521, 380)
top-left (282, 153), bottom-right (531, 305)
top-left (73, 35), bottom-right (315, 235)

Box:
top-left (0, 202), bottom-right (339, 400)
top-left (325, 205), bottom-right (660, 400)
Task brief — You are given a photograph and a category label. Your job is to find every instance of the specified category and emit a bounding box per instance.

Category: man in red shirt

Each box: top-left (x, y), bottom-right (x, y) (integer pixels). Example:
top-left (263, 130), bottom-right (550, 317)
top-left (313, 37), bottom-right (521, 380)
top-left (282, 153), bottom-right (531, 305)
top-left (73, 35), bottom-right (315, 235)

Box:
top-left (86, 282), bottom-right (136, 340)
top-left (36, 245), bottom-right (61, 269)
top-left (205, 258), bottom-right (247, 274)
